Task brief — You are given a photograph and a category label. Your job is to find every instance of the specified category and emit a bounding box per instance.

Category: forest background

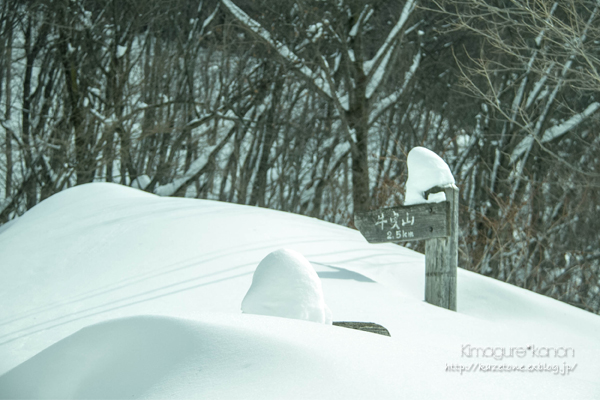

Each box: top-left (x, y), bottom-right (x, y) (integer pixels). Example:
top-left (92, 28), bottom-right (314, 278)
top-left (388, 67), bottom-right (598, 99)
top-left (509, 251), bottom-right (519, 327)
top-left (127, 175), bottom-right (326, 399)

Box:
top-left (0, 0), bottom-right (599, 314)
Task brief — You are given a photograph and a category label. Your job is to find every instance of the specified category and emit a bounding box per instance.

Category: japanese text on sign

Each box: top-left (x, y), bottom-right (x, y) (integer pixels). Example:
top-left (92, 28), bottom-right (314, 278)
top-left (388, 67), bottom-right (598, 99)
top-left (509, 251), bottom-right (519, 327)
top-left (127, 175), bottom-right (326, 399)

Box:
top-left (376, 210), bottom-right (416, 240)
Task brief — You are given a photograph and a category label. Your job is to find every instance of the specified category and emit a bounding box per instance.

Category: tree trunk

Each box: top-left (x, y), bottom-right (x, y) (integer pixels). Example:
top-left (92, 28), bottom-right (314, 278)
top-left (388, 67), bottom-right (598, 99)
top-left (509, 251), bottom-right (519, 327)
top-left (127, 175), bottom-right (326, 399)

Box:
top-left (348, 76), bottom-right (371, 214)
top-left (4, 20), bottom-right (13, 196)
top-left (21, 18), bottom-right (37, 209)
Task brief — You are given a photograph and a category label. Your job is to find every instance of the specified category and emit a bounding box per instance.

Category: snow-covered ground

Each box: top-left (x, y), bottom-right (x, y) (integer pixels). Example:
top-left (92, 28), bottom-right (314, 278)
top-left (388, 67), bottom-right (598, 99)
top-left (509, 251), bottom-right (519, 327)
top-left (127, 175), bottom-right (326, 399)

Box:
top-left (0, 183), bottom-right (599, 399)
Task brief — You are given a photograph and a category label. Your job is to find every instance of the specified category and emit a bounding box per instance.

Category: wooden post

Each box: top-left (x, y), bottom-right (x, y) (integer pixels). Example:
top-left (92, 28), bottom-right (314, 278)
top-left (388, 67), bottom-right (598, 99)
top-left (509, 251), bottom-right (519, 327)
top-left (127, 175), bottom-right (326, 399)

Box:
top-left (424, 185), bottom-right (458, 311)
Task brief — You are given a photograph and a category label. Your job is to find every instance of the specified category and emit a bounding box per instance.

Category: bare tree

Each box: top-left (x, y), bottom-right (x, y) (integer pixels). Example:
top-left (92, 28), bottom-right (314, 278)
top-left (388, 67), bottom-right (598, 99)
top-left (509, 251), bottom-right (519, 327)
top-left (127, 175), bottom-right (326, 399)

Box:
top-left (433, 0), bottom-right (600, 313)
top-left (221, 0), bottom-right (424, 214)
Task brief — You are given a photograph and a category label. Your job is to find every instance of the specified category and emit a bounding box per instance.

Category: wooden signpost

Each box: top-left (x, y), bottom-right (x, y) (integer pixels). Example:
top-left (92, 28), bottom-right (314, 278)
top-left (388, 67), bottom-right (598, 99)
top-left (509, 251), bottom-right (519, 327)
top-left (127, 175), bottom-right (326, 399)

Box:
top-left (354, 185), bottom-right (459, 311)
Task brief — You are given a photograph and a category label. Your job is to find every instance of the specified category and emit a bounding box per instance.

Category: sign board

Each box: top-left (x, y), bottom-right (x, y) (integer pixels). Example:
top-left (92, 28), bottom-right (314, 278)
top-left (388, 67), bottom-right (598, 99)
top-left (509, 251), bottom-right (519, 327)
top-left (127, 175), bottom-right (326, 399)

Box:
top-left (354, 201), bottom-right (449, 243)
top-left (354, 184), bottom-right (459, 312)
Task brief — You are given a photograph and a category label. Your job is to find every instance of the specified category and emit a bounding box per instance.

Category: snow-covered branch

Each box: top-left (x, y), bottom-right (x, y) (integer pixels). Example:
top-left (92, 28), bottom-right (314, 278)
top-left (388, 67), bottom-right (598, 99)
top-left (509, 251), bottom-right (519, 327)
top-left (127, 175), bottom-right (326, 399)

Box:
top-left (155, 121), bottom-right (237, 197)
top-left (221, 0), bottom-right (335, 102)
top-left (363, 0), bottom-right (417, 94)
top-left (368, 50), bottom-right (421, 125)
top-left (349, 6), bottom-right (373, 38)
top-left (511, 102), bottom-right (600, 160)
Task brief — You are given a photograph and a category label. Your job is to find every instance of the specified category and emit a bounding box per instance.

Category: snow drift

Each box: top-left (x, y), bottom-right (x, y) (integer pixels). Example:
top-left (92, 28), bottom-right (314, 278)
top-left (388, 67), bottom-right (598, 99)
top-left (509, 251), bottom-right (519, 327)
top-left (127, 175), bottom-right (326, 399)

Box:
top-left (0, 183), bottom-right (599, 399)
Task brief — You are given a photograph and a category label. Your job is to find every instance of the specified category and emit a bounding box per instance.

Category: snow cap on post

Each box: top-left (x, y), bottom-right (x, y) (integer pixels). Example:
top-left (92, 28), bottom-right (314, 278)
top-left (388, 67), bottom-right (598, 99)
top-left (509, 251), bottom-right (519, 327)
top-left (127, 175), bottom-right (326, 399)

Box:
top-left (404, 147), bottom-right (455, 205)
top-left (242, 249), bottom-right (332, 324)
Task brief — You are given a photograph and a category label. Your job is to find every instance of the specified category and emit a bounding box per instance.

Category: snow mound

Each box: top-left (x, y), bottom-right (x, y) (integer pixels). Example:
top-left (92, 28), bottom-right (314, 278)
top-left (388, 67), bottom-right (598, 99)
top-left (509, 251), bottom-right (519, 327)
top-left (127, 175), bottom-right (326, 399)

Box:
top-left (404, 146), bottom-right (455, 205)
top-left (242, 249), bottom-right (332, 324)
top-left (0, 314), bottom-right (403, 399)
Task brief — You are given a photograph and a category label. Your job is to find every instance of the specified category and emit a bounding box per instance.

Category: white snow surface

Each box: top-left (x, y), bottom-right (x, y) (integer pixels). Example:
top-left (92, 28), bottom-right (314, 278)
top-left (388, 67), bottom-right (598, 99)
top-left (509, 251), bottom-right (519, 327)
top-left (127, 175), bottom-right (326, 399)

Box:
top-left (116, 45), bottom-right (127, 58)
top-left (242, 249), bottom-right (332, 324)
top-left (0, 183), bottom-right (599, 399)
top-left (404, 146), bottom-right (455, 205)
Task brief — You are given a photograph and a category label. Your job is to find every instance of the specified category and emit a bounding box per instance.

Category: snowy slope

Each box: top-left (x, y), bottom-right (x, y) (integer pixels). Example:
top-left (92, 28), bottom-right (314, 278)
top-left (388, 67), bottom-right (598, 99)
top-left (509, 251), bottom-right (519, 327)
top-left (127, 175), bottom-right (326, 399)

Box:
top-left (0, 183), bottom-right (599, 399)
top-left (0, 315), bottom-right (409, 399)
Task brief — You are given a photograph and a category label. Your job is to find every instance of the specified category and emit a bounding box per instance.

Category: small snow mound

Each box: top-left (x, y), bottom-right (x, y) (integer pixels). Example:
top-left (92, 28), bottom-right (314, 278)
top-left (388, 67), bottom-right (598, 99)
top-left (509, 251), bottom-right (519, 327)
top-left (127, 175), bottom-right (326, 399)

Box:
top-left (242, 249), bottom-right (332, 324)
top-left (404, 147), bottom-right (455, 205)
